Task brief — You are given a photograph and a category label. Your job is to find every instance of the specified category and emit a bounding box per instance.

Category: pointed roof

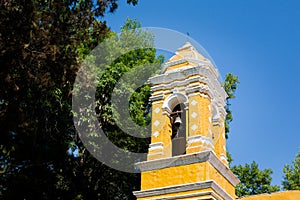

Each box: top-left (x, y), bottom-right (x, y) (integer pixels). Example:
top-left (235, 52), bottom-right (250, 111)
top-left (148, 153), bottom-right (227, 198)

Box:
top-left (166, 42), bottom-right (208, 63)
top-left (162, 42), bottom-right (213, 74)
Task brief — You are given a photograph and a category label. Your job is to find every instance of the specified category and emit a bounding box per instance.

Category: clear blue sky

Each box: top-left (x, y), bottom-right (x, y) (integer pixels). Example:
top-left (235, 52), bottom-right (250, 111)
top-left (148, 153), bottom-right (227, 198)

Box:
top-left (103, 0), bottom-right (300, 186)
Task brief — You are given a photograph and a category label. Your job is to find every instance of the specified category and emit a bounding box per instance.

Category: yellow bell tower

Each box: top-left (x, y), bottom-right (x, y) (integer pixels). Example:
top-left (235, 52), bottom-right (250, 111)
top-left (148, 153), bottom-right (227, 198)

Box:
top-left (133, 42), bottom-right (240, 200)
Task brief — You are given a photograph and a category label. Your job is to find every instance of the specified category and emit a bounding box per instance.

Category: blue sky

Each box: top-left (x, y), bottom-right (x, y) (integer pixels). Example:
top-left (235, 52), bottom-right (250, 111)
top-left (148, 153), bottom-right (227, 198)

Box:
top-left (103, 0), bottom-right (300, 186)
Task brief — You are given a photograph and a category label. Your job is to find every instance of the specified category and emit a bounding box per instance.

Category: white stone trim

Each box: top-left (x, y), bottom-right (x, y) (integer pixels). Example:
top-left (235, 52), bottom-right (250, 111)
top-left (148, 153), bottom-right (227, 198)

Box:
top-left (161, 58), bottom-right (212, 74)
top-left (150, 65), bottom-right (227, 106)
top-left (154, 120), bottom-right (160, 127)
top-left (152, 191), bottom-right (221, 200)
top-left (191, 99), bottom-right (197, 106)
top-left (185, 145), bottom-right (214, 152)
top-left (152, 101), bottom-right (163, 105)
top-left (149, 142), bottom-right (163, 151)
top-left (209, 129), bottom-right (213, 137)
top-left (191, 112), bottom-right (198, 118)
top-left (220, 154), bottom-right (228, 163)
top-left (135, 151), bottom-right (240, 186)
top-left (191, 124), bottom-right (198, 131)
top-left (219, 106), bottom-right (227, 119)
top-left (186, 84), bottom-right (213, 99)
top-left (147, 152), bottom-right (163, 157)
top-left (150, 94), bottom-right (165, 101)
top-left (212, 103), bottom-right (221, 122)
top-left (164, 65), bottom-right (195, 74)
top-left (187, 135), bottom-right (214, 147)
top-left (162, 92), bottom-right (188, 114)
top-left (153, 131), bottom-right (159, 138)
top-left (154, 107), bottom-right (161, 114)
top-left (133, 180), bottom-right (234, 200)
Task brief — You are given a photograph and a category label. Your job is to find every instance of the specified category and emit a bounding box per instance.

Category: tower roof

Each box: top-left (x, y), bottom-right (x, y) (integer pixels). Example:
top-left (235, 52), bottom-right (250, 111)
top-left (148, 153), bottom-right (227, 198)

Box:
top-left (166, 42), bottom-right (208, 62)
top-left (161, 42), bottom-right (219, 79)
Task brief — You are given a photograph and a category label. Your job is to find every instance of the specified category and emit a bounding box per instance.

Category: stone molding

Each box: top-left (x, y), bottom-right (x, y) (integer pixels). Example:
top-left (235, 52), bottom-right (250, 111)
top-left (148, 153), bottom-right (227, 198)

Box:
top-left (133, 180), bottom-right (233, 200)
top-left (212, 103), bottom-right (221, 122)
top-left (187, 135), bottom-right (214, 148)
top-left (149, 94), bottom-right (165, 101)
top-left (161, 92), bottom-right (188, 113)
top-left (220, 154), bottom-right (228, 163)
top-left (149, 142), bottom-right (163, 151)
top-left (185, 84), bottom-right (213, 99)
top-left (154, 191), bottom-right (221, 200)
top-left (151, 65), bottom-right (226, 98)
top-left (149, 65), bottom-right (227, 115)
top-left (135, 151), bottom-right (240, 186)
top-left (161, 58), bottom-right (218, 80)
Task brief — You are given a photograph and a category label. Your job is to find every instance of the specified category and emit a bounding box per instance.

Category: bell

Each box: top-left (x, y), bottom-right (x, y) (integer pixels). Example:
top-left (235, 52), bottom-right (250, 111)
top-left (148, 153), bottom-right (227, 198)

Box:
top-left (174, 116), bottom-right (182, 126)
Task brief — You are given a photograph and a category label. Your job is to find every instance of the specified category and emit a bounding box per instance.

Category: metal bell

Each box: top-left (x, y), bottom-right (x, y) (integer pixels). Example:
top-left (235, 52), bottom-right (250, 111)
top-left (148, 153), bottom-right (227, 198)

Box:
top-left (174, 116), bottom-right (182, 126)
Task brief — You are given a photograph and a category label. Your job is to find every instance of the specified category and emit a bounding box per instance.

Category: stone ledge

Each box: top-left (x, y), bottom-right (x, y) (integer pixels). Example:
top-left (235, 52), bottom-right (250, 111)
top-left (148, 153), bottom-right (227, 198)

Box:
top-left (135, 151), bottom-right (240, 186)
top-left (133, 180), bottom-right (233, 200)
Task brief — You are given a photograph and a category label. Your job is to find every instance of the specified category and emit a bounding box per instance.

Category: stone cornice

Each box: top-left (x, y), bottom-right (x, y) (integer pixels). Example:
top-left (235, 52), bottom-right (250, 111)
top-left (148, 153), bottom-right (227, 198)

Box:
top-left (149, 65), bottom-right (227, 108)
top-left (155, 191), bottom-right (221, 200)
top-left (149, 94), bottom-right (165, 101)
top-left (161, 58), bottom-right (218, 79)
top-left (133, 180), bottom-right (234, 200)
top-left (185, 84), bottom-right (213, 99)
top-left (187, 135), bottom-right (214, 147)
top-left (135, 151), bottom-right (240, 186)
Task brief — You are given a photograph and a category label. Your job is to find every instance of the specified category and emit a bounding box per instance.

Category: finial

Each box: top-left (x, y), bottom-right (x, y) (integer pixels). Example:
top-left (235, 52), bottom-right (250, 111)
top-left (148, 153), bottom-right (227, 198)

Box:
top-left (186, 32), bottom-right (190, 43)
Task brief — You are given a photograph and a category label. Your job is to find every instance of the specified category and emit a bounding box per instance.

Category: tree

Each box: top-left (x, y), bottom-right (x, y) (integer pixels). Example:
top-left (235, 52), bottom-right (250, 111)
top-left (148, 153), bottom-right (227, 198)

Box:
top-left (71, 19), bottom-right (163, 198)
top-left (222, 74), bottom-right (281, 197)
top-left (222, 73), bottom-right (239, 166)
top-left (231, 161), bottom-right (280, 197)
top-left (222, 73), bottom-right (239, 139)
top-left (0, 1), bottom-right (162, 199)
top-left (282, 149), bottom-right (300, 190)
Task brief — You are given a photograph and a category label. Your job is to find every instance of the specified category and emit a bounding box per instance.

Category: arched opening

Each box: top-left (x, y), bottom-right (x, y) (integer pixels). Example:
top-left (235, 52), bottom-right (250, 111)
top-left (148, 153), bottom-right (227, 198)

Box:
top-left (162, 93), bottom-right (188, 114)
top-left (171, 103), bottom-right (186, 156)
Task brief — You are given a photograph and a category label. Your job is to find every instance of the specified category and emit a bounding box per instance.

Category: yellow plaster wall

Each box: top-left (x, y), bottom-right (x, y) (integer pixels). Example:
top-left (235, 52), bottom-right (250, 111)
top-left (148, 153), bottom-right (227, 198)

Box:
top-left (141, 162), bottom-right (206, 190)
top-left (186, 94), bottom-right (213, 153)
top-left (150, 103), bottom-right (162, 144)
top-left (187, 95), bottom-right (211, 137)
top-left (166, 61), bottom-right (191, 71)
top-left (212, 118), bottom-right (228, 165)
top-left (239, 190), bottom-right (300, 200)
top-left (166, 54), bottom-right (183, 62)
top-left (212, 123), bottom-right (221, 158)
top-left (188, 95), bottom-right (201, 137)
top-left (206, 162), bottom-right (235, 197)
top-left (148, 101), bottom-right (173, 160)
top-left (137, 188), bottom-right (221, 200)
top-left (140, 161), bottom-right (236, 198)
top-left (138, 188), bottom-right (221, 200)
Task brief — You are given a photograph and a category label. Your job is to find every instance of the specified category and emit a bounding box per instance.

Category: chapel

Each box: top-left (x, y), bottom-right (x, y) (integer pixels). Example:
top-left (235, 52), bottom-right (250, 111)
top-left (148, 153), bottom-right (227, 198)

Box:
top-left (133, 42), bottom-right (300, 200)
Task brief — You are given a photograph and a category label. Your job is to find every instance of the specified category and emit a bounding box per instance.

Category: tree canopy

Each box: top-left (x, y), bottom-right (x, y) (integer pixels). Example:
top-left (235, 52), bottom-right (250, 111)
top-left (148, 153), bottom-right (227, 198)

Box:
top-left (3, 1), bottom-right (298, 199)
top-left (222, 73), bottom-right (239, 139)
top-left (282, 149), bottom-right (300, 190)
top-left (231, 161), bottom-right (280, 197)
top-left (0, 1), bottom-right (170, 199)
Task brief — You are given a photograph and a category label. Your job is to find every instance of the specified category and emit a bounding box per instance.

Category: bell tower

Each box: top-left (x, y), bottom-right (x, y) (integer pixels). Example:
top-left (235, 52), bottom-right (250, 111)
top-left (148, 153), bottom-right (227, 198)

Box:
top-left (133, 42), bottom-right (239, 200)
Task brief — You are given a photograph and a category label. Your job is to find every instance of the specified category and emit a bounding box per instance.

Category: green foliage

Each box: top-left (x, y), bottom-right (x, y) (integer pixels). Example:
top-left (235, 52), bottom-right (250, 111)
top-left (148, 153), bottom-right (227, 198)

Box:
top-left (223, 73), bottom-right (282, 197)
top-left (282, 149), bottom-right (300, 190)
top-left (91, 17), bottom-right (162, 152)
top-left (231, 161), bottom-right (280, 197)
top-left (227, 151), bottom-right (233, 167)
top-left (0, 0), bottom-right (161, 199)
top-left (222, 73), bottom-right (239, 138)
